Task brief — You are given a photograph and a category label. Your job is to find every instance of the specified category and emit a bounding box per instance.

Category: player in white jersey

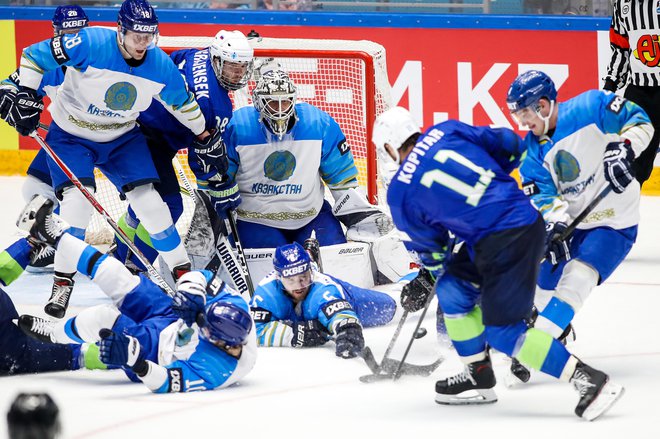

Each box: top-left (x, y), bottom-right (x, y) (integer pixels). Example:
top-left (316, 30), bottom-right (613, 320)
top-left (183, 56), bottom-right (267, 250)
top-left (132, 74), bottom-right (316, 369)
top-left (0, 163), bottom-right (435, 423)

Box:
top-left (17, 196), bottom-right (256, 393)
top-left (215, 67), bottom-right (392, 249)
top-left (507, 70), bottom-right (653, 342)
top-left (5, 0), bottom-right (216, 319)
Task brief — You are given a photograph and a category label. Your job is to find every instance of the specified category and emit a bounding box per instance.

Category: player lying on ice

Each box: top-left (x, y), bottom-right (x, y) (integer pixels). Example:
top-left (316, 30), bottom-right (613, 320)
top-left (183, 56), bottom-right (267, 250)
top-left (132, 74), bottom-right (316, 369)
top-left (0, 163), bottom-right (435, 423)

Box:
top-left (371, 106), bottom-right (625, 421)
top-left (17, 195), bottom-right (256, 393)
top-left (249, 242), bottom-right (396, 358)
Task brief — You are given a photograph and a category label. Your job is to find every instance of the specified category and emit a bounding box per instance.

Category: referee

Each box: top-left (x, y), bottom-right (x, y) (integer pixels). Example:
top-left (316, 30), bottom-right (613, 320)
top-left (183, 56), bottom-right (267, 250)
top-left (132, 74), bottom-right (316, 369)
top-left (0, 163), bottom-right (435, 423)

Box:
top-left (604, 0), bottom-right (660, 186)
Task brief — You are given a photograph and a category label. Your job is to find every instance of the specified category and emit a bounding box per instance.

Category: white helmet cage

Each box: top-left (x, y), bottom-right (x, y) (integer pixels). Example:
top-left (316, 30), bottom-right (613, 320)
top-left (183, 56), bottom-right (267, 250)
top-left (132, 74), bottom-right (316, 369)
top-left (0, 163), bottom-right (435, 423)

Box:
top-left (252, 69), bottom-right (298, 139)
top-left (209, 30), bottom-right (254, 91)
top-left (371, 106), bottom-right (421, 189)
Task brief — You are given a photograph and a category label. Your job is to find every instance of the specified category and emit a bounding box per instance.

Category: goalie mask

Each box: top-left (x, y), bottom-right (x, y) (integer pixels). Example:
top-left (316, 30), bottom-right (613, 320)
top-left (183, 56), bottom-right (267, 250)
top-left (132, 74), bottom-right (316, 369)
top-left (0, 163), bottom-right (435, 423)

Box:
top-left (52, 5), bottom-right (89, 36)
top-left (201, 301), bottom-right (252, 347)
top-left (372, 106), bottom-right (421, 189)
top-left (252, 69), bottom-right (298, 140)
top-left (273, 243), bottom-right (313, 300)
top-left (209, 30), bottom-right (254, 91)
top-left (507, 70), bottom-right (556, 135)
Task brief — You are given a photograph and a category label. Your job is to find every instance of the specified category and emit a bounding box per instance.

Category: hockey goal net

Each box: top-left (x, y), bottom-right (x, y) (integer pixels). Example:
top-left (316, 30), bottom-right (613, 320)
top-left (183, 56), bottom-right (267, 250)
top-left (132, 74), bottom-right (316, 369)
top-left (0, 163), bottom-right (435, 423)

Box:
top-left (85, 36), bottom-right (392, 245)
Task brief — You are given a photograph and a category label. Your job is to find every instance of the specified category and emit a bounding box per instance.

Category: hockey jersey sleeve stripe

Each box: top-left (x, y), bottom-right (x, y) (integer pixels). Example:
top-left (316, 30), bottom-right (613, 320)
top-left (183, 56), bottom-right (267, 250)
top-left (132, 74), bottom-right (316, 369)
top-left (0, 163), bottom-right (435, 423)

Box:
top-left (609, 27), bottom-right (629, 49)
top-left (257, 321), bottom-right (292, 347)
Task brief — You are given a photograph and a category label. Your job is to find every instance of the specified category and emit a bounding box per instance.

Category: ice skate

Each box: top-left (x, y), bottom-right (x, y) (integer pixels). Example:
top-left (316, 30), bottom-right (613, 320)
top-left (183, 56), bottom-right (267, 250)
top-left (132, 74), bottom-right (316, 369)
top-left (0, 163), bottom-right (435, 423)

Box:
top-left (17, 315), bottom-right (56, 343)
top-left (26, 241), bottom-right (55, 273)
top-left (45, 274), bottom-right (75, 319)
top-left (16, 195), bottom-right (69, 247)
top-left (435, 356), bottom-right (497, 405)
top-left (571, 360), bottom-right (624, 421)
top-left (504, 357), bottom-right (531, 388)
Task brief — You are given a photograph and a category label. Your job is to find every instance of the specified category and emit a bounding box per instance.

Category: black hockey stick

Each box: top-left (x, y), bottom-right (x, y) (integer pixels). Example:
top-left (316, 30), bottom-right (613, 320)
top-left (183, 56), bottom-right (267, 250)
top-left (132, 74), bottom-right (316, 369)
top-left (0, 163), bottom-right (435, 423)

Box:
top-left (30, 131), bottom-right (177, 298)
top-left (557, 185), bottom-right (613, 241)
top-left (225, 210), bottom-right (255, 296)
top-left (359, 310), bottom-right (409, 383)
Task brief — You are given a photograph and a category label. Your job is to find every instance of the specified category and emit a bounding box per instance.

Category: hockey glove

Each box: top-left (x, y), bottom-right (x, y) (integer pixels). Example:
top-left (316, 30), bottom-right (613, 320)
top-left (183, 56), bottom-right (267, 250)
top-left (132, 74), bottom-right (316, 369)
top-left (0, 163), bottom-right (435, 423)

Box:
top-left (98, 329), bottom-right (148, 376)
top-left (290, 320), bottom-right (331, 348)
top-left (545, 222), bottom-right (571, 265)
top-left (192, 130), bottom-right (228, 177)
top-left (400, 268), bottom-right (436, 313)
top-left (207, 179), bottom-right (241, 219)
top-left (604, 140), bottom-right (635, 194)
top-left (172, 272), bottom-right (208, 327)
top-left (0, 86), bottom-right (17, 122)
top-left (8, 88), bottom-right (43, 136)
top-left (334, 318), bottom-right (365, 359)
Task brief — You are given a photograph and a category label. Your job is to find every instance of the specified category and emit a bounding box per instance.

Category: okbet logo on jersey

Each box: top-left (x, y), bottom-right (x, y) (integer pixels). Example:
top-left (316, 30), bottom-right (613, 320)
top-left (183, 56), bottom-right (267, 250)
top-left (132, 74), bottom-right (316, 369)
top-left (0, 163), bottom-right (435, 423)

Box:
top-left (104, 82), bottom-right (138, 111)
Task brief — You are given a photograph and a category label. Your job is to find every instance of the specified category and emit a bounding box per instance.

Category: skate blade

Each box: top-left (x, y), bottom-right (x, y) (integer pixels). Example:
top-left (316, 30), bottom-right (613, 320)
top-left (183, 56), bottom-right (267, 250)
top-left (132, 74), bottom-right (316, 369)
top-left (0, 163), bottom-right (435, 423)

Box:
top-left (435, 388), bottom-right (498, 405)
top-left (25, 265), bottom-right (55, 274)
top-left (582, 382), bottom-right (625, 421)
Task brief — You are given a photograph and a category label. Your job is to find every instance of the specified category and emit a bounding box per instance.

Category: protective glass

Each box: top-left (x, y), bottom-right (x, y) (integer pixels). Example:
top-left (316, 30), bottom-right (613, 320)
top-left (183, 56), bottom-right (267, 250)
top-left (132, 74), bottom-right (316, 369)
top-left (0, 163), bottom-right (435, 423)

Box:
top-left (122, 29), bottom-right (158, 50)
top-left (280, 269), bottom-right (313, 293)
top-left (212, 57), bottom-right (252, 91)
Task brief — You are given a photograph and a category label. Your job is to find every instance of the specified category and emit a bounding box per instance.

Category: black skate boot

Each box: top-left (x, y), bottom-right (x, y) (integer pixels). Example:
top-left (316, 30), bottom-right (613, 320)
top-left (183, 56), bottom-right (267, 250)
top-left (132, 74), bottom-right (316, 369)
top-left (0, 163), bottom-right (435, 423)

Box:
top-left (571, 360), bottom-right (624, 421)
top-left (26, 241), bottom-right (55, 273)
top-left (45, 273), bottom-right (75, 319)
top-left (303, 236), bottom-right (323, 272)
top-left (18, 315), bottom-right (55, 343)
top-left (16, 195), bottom-right (68, 247)
top-left (504, 357), bottom-right (531, 388)
top-left (435, 355), bottom-right (497, 405)
top-left (559, 323), bottom-right (576, 345)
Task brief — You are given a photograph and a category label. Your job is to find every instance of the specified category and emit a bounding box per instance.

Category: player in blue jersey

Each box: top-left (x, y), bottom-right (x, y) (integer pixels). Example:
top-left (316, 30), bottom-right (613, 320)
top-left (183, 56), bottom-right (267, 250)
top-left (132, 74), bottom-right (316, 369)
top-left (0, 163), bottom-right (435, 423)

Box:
top-left (114, 30), bottom-right (254, 272)
top-left (16, 195), bottom-right (256, 392)
top-left (5, 0), bottom-right (216, 320)
top-left (249, 242), bottom-right (396, 358)
top-left (0, 5), bottom-right (89, 272)
top-left (371, 106), bottom-right (624, 420)
top-left (217, 66), bottom-right (392, 249)
top-left (507, 71), bottom-right (652, 347)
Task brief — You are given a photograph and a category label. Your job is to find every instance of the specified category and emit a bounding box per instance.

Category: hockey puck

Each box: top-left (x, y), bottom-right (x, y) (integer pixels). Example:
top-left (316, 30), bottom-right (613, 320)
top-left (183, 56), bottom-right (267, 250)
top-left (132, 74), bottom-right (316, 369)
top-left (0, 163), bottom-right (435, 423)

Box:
top-left (414, 327), bottom-right (427, 339)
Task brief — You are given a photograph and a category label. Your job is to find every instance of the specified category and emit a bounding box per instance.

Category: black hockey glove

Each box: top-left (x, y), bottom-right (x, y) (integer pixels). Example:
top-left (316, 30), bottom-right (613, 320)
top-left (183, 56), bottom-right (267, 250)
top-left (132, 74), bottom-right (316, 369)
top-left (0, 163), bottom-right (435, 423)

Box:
top-left (291, 320), bottom-right (331, 348)
top-left (207, 178), bottom-right (241, 219)
top-left (192, 129), bottom-right (228, 178)
top-left (8, 88), bottom-right (43, 136)
top-left (400, 268), bottom-right (436, 313)
top-left (0, 86), bottom-right (17, 123)
top-left (545, 222), bottom-right (571, 265)
top-left (334, 318), bottom-right (364, 359)
top-left (98, 329), bottom-right (149, 376)
top-left (604, 140), bottom-right (635, 194)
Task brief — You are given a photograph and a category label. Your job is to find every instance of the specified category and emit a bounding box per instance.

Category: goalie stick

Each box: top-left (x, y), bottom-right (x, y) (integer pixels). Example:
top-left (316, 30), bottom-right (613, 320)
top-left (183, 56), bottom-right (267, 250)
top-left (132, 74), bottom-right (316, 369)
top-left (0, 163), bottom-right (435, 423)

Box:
top-left (30, 131), bottom-right (177, 298)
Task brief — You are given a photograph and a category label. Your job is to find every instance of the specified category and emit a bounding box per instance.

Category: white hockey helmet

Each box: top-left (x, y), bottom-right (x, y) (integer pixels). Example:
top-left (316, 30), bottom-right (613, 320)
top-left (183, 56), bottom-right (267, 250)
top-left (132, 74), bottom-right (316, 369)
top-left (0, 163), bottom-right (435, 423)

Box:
top-left (209, 30), bottom-right (254, 91)
top-left (372, 106), bottom-right (421, 189)
top-left (252, 69), bottom-right (298, 140)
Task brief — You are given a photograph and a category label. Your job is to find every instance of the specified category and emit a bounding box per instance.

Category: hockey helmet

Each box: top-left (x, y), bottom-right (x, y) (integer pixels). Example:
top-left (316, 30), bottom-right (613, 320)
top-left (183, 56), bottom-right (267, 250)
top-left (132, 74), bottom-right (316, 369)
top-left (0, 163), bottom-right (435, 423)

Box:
top-left (209, 30), bottom-right (254, 91)
top-left (252, 69), bottom-right (298, 140)
top-left (117, 0), bottom-right (158, 50)
top-left (7, 393), bottom-right (61, 439)
top-left (201, 300), bottom-right (252, 347)
top-left (372, 106), bottom-right (421, 189)
top-left (52, 5), bottom-right (89, 36)
top-left (507, 70), bottom-right (557, 134)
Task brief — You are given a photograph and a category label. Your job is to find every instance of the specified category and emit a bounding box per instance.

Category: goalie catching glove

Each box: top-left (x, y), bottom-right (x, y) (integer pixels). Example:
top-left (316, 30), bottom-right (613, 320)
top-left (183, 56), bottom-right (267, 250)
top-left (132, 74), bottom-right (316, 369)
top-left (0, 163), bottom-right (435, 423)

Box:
top-left (290, 320), bottom-right (331, 348)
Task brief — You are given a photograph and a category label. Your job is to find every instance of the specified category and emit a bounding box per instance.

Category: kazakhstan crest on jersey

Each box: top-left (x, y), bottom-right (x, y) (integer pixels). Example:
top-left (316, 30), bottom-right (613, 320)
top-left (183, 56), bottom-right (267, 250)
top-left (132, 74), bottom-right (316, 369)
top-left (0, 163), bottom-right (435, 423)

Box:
top-left (264, 150), bottom-right (296, 181)
top-left (553, 150), bottom-right (580, 183)
top-left (104, 82), bottom-right (137, 111)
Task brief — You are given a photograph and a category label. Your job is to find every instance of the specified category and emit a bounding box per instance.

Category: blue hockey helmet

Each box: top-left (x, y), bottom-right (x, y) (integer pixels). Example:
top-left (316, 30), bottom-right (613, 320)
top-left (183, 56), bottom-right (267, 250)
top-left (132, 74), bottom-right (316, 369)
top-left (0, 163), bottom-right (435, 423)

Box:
top-left (273, 243), bottom-right (311, 278)
top-left (117, 0), bottom-right (159, 35)
top-left (506, 70), bottom-right (557, 113)
top-left (201, 301), bottom-right (252, 347)
top-left (52, 5), bottom-right (89, 36)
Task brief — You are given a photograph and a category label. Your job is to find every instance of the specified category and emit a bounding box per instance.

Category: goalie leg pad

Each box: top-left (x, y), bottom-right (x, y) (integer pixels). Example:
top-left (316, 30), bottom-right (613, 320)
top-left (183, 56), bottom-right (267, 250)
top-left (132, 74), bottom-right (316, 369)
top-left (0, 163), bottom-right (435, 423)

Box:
top-left (369, 232), bottom-right (414, 283)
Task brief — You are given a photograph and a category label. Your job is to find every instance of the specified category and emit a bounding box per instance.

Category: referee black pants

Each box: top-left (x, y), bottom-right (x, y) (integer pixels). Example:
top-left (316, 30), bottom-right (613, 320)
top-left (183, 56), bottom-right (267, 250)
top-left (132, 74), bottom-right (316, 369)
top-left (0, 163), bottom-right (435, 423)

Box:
top-left (624, 84), bottom-right (660, 185)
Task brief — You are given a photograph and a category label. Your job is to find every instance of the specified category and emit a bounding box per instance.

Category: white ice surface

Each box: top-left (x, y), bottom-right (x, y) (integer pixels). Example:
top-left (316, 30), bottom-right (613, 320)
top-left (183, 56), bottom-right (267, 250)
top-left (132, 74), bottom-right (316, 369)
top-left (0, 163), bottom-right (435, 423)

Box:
top-left (0, 176), bottom-right (658, 438)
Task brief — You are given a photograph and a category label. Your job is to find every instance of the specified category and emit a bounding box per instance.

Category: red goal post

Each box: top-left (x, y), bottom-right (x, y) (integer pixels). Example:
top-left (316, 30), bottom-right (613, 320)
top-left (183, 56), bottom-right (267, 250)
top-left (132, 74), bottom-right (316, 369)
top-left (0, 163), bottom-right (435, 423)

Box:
top-left (86, 36), bottom-right (392, 245)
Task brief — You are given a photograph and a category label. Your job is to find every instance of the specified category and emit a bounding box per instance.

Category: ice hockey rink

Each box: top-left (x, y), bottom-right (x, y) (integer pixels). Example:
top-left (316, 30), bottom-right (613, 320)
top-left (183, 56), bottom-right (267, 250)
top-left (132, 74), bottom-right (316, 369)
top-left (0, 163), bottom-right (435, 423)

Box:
top-left (0, 175), bottom-right (658, 438)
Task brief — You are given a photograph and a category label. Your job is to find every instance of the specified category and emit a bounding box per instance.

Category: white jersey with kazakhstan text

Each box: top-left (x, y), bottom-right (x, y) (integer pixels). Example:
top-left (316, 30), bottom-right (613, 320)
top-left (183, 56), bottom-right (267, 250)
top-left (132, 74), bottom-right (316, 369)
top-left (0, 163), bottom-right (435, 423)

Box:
top-left (19, 27), bottom-right (205, 142)
top-left (224, 102), bottom-right (359, 229)
top-left (520, 90), bottom-right (653, 231)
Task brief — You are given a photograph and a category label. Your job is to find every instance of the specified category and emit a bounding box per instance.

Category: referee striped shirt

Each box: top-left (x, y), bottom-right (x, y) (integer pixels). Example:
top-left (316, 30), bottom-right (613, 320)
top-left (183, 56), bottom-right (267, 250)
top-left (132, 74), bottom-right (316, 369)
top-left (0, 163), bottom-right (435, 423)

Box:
top-left (606, 0), bottom-right (660, 88)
